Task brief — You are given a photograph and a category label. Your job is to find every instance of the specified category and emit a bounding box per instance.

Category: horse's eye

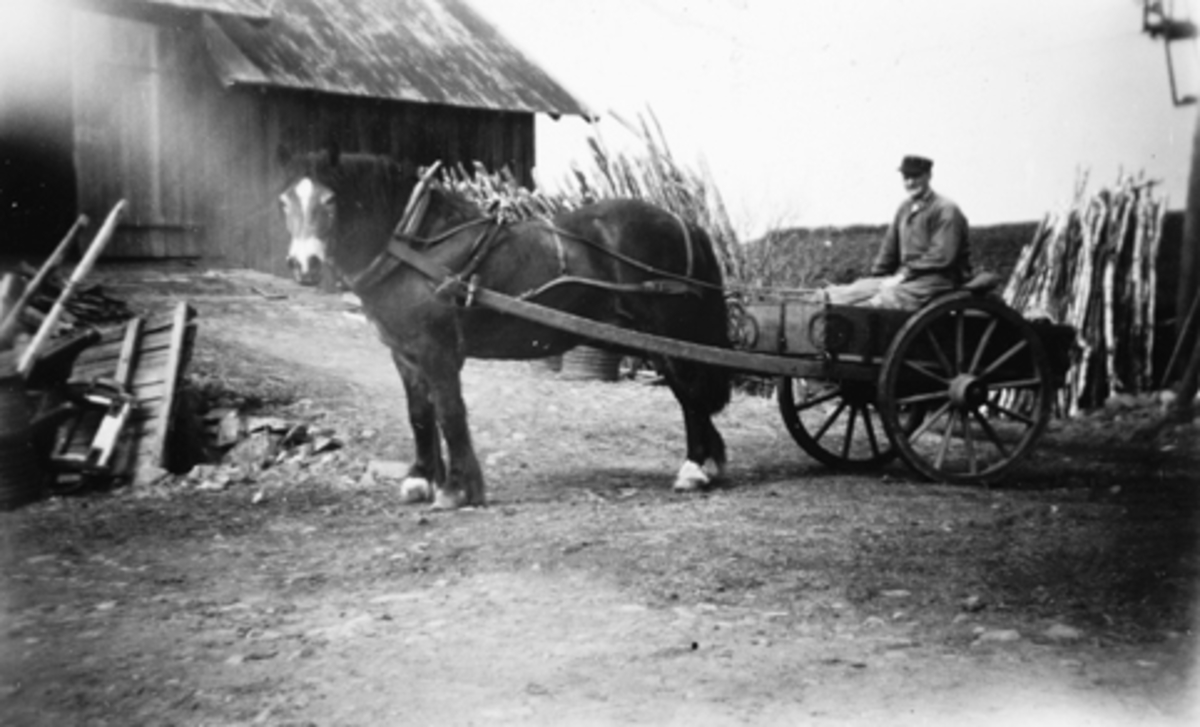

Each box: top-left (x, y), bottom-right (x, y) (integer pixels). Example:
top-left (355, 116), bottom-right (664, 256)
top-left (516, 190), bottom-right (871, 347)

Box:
top-left (320, 192), bottom-right (335, 206)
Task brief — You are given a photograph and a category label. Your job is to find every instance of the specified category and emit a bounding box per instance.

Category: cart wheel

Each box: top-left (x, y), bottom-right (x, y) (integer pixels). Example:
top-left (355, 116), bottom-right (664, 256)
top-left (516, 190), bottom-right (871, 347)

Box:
top-left (877, 293), bottom-right (1053, 485)
top-left (778, 377), bottom-right (906, 470)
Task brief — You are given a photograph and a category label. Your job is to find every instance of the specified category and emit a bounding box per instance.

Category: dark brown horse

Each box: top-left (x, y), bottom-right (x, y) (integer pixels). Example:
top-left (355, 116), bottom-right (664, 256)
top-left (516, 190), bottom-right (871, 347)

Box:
top-left (279, 146), bottom-right (732, 509)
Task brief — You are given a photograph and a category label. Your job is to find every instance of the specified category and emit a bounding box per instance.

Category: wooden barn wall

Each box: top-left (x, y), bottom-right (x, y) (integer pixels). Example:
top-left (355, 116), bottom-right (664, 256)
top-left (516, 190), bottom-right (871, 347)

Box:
top-left (72, 11), bottom-right (536, 274)
top-left (72, 11), bottom-right (208, 258)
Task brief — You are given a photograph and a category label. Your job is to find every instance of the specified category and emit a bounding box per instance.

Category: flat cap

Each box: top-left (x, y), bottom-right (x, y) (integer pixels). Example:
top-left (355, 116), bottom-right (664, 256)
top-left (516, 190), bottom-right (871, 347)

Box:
top-left (899, 155), bottom-right (933, 176)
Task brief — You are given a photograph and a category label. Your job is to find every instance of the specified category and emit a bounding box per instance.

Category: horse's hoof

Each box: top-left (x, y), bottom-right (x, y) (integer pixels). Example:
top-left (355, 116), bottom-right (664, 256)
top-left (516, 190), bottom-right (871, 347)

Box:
top-left (400, 477), bottom-right (433, 504)
top-left (704, 459), bottom-right (725, 482)
top-left (430, 488), bottom-right (468, 511)
top-left (672, 460), bottom-right (710, 492)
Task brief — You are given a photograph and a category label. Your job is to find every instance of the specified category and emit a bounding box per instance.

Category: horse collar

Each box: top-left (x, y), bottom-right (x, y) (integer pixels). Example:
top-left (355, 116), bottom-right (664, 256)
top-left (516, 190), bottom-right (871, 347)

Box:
top-left (345, 217), bottom-right (499, 298)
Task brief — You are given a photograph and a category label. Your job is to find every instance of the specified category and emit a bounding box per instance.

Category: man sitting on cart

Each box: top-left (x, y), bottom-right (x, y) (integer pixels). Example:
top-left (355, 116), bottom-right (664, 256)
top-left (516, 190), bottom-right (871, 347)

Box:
top-left (826, 155), bottom-right (972, 311)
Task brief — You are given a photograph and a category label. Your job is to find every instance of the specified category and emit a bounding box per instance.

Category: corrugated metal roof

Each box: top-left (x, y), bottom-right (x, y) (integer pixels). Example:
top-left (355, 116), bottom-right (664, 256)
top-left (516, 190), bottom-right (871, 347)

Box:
top-left (204, 0), bottom-right (593, 118)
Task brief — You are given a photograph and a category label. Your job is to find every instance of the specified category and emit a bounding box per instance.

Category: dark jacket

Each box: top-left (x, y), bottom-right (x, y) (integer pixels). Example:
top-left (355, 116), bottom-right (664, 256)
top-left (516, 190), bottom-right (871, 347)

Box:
top-left (870, 189), bottom-right (971, 285)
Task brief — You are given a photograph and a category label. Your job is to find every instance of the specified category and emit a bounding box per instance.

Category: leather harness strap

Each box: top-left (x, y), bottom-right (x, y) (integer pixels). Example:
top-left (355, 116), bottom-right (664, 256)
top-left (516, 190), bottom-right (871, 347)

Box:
top-left (674, 212), bottom-right (695, 279)
top-left (347, 216), bottom-right (492, 295)
top-left (531, 220), bottom-right (719, 293)
top-left (550, 223), bottom-right (569, 276)
top-left (380, 241), bottom-right (696, 303)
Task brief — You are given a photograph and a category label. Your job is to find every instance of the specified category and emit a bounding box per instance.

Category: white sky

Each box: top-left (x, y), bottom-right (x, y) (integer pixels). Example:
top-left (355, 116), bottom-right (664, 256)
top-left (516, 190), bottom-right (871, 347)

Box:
top-left (475, 0), bottom-right (1200, 238)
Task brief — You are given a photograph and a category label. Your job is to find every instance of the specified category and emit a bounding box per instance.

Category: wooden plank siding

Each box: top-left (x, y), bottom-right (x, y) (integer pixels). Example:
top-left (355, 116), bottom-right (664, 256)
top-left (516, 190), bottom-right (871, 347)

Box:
top-left (71, 11), bottom-right (536, 275)
top-left (72, 12), bottom-right (206, 258)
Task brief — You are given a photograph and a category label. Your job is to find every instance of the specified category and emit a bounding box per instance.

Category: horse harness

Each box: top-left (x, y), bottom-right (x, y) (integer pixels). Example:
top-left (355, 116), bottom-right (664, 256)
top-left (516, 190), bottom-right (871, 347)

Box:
top-left (345, 182), bottom-right (717, 309)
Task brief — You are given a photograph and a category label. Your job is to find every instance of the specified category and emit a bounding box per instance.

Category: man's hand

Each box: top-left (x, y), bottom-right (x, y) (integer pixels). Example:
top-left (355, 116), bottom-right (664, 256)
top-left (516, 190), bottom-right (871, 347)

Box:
top-left (879, 272), bottom-right (905, 291)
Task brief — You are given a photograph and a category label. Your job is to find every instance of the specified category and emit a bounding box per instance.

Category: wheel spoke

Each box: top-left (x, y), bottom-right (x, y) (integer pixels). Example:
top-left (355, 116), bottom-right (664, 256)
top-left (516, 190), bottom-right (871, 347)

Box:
top-left (794, 386), bottom-right (841, 411)
top-left (934, 408), bottom-right (958, 470)
top-left (903, 359), bottom-right (950, 385)
top-left (863, 405), bottom-right (882, 458)
top-left (909, 400), bottom-right (952, 442)
top-left (971, 408), bottom-right (1011, 458)
top-left (968, 318), bottom-right (999, 375)
top-left (813, 400), bottom-right (848, 441)
top-left (955, 310), bottom-right (965, 372)
top-left (986, 398), bottom-right (1037, 425)
top-left (841, 405), bottom-right (859, 459)
top-left (896, 389), bottom-right (952, 407)
top-left (963, 408), bottom-right (977, 475)
top-left (925, 329), bottom-right (955, 376)
top-left (978, 339), bottom-right (1029, 380)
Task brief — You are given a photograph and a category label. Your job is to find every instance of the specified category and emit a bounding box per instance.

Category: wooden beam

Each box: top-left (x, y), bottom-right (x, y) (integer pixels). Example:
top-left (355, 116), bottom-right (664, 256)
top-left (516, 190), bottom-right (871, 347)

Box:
top-left (151, 301), bottom-right (190, 467)
top-left (115, 317), bottom-right (143, 388)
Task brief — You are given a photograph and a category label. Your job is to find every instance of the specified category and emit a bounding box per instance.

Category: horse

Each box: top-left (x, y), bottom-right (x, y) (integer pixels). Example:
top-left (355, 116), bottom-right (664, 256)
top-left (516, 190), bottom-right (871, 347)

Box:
top-left (278, 145), bottom-right (733, 509)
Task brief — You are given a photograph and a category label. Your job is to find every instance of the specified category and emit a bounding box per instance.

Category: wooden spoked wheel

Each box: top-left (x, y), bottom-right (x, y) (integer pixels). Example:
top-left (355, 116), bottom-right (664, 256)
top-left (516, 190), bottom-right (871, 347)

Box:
top-left (778, 377), bottom-right (904, 470)
top-left (877, 293), bottom-right (1054, 485)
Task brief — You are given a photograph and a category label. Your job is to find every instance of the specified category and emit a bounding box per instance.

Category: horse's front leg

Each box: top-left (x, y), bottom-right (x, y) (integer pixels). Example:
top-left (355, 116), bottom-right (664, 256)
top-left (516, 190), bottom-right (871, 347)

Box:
top-left (425, 358), bottom-right (486, 510)
top-left (393, 353), bottom-right (443, 504)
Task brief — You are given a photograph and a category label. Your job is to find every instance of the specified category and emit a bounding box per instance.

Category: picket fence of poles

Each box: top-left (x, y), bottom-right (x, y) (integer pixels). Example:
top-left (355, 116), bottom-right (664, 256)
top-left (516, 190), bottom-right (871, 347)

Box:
top-left (1002, 173), bottom-right (1167, 416)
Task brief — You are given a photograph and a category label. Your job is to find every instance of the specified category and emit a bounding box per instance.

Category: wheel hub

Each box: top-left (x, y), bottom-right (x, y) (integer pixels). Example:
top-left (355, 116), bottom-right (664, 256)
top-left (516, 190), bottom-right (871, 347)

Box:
top-left (948, 374), bottom-right (987, 409)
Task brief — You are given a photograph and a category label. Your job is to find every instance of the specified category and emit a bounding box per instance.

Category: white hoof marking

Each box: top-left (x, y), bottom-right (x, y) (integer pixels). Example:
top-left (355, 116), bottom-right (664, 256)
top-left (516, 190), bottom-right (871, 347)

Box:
top-left (703, 459), bottom-right (725, 481)
top-left (400, 477), bottom-right (433, 504)
top-left (431, 488), bottom-right (467, 511)
top-left (673, 460), bottom-right (709, 492)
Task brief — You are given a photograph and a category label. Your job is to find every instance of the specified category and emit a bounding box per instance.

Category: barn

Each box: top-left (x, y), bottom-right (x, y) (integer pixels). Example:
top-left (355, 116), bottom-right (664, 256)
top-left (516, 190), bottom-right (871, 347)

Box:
top-left (0, 0), bottom-right (592, 275)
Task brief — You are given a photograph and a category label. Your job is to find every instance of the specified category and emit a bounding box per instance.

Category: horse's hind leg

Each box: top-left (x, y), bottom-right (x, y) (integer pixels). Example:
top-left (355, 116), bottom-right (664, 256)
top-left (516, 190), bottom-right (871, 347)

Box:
top-left (393, 353), bottom-right (444, 503)
top-left (673, 405), bottom-right (727, 491)
top-left (665, 363), bottom-right (728, 491)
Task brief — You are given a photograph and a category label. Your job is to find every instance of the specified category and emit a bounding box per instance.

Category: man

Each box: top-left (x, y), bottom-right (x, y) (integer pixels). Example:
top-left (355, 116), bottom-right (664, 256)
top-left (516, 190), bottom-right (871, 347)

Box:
top-left (827, 155), bottom-right (971, 310)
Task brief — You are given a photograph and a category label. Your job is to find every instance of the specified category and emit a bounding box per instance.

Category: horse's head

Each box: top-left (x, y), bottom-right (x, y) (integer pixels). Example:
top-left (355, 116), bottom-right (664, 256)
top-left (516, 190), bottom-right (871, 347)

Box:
top-left (278, 146), bottom-right (337, 285)
top-left (278, 144), bottom-right (415, 286)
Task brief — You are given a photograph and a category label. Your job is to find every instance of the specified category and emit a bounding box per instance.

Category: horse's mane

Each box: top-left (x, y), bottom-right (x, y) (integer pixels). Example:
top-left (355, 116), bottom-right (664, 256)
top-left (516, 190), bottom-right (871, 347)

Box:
top-left (327, 154), bottom-right (411, 222)
top-left (426, 183), bottom-right (487, 225)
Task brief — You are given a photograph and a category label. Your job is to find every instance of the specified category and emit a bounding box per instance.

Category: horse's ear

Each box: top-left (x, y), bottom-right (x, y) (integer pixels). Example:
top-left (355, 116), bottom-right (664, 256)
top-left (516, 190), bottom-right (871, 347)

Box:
top-left (276, 143), bottom-right (293, 167)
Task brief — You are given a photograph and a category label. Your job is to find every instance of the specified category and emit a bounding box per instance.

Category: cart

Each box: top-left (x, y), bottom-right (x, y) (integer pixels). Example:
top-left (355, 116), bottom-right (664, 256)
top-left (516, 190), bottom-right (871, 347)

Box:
top-left (405, 237), bottom-right (1074, 486)
top-left (732, 282), bottom-right (1075, 485)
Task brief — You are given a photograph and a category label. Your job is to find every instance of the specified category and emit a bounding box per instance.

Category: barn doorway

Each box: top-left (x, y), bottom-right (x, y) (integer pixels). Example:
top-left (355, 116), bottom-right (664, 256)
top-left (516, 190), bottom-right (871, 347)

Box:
top-left (0, 2), bottom-right (78, 257)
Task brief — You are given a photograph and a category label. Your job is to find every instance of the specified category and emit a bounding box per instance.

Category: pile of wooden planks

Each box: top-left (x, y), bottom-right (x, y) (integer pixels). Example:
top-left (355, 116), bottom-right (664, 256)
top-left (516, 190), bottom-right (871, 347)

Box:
top-left (1002, 174), bottom-right (1166, 415)
top-left (56, 302), bottom-right (197, 487)
top-left (1, 201), bottom-right (198, 495)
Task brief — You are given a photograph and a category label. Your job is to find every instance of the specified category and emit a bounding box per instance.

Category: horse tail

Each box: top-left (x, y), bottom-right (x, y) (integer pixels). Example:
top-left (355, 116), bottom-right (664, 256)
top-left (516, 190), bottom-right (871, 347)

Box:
top-left (685, 224), bottom-right (734, 416)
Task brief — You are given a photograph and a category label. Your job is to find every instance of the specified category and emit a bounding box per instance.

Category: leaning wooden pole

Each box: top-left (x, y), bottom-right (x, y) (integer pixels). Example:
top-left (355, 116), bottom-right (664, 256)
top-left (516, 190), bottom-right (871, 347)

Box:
top-left (17, 200), bottom-right (127, 377)
top-left (0, 213), bottom-right (89, 346)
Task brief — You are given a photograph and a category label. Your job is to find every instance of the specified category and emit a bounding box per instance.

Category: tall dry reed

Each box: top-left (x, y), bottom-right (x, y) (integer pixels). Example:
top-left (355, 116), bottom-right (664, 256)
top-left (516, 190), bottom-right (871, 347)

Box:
top-left (441, 110), bottom-right (744, 281)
